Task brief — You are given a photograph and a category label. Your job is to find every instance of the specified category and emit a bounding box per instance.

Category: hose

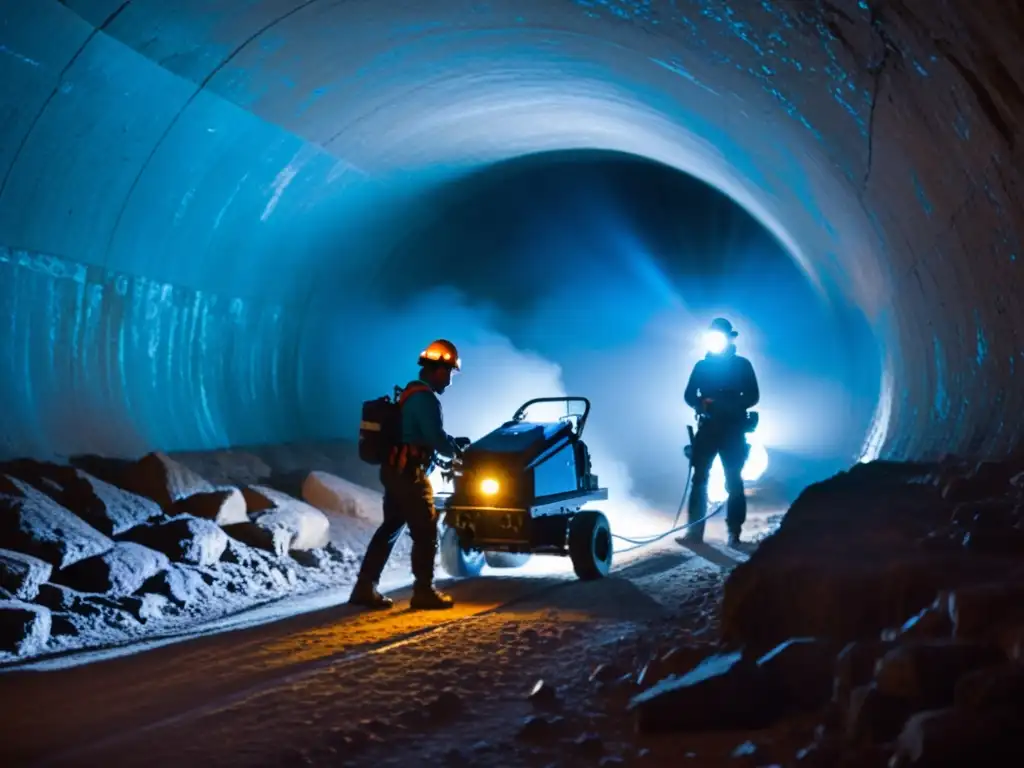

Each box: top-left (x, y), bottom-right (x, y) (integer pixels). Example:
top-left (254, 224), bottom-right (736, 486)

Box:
top-left (610, 441), bottom-right (725, 553)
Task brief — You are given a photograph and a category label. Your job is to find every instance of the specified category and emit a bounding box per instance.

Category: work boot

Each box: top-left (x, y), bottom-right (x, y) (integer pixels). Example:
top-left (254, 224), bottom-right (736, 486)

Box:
top-left (348, 581), bottom-right (394, 610)
top-left (410, 584), bottom-right (454, 611)
top-left (727, 531), bottom-right (742, 548)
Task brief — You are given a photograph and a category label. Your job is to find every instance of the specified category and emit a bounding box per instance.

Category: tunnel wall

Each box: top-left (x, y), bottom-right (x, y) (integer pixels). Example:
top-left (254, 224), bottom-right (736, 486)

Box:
top-left (0, 0), bottom-right (1022, 462)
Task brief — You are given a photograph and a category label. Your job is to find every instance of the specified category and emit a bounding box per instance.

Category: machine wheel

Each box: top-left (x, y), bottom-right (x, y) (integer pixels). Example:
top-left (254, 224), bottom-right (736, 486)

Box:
top-left (440, 526), bottom-right (485, 578)
top-left (484, 552), bottom-right (532, 569)
top-left (568, 510), bottom-right (613, 580)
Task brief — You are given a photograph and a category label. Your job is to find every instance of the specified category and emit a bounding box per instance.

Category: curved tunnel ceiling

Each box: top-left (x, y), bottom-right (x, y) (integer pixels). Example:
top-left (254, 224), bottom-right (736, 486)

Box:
top-left (0, 0), bottom-right (1022, 461)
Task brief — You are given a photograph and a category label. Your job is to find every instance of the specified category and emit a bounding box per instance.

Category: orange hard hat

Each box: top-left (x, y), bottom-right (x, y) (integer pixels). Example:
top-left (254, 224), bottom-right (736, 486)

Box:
top-left (418, 339), bottom-right (461, 370)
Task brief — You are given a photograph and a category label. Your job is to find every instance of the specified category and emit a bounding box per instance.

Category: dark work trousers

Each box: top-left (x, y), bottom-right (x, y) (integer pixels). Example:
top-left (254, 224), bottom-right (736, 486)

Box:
top-left (355, 463), bottom-right (438, 589)
top-left (687, 421), bottom-right (750, 539)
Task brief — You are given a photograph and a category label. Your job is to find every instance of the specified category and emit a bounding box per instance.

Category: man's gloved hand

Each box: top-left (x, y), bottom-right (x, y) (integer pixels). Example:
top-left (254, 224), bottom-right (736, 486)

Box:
top-left (454, 436), bottom-right (472, 454)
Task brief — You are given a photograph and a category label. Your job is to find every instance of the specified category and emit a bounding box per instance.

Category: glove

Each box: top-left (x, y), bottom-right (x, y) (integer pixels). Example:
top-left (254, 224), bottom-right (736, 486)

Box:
top-left (454, 436), bottom-right (472, 450)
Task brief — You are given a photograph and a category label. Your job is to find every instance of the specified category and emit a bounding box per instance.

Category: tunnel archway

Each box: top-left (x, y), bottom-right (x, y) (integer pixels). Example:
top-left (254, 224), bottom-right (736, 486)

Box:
top-left (306, 147), bottom-right (884, 509)
top-left (1, 1), bottom-right (1022, 467)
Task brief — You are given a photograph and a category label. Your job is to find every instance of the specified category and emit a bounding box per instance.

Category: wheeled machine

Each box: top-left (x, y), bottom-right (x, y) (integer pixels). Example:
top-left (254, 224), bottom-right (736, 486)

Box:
top-left (435, 397), bottom-right (613, 581)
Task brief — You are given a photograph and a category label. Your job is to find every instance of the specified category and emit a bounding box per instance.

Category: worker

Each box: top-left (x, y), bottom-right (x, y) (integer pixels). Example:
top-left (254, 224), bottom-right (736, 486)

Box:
top-left (683, 317), bottom-right (760, 547)
top-left (348, 339), bottom-right (470, 611)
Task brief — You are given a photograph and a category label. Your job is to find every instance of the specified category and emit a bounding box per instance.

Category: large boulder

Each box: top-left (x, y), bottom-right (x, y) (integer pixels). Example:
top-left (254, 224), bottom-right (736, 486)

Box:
top-left (254, 505), bottom-right (330, 552)
top-left (171, 488), bottom-right (248, 527)
top-left (302, 471), bottom-right (381, 521)
top-left (240, 485), bottom-right (332, 553)
top-left (54, 542), bottom-right (169, 597)
top-left (0, 548), bottom-right (52, 600)
top-left (0, 459), bottom-right (162, 535)
top-left (721, 464), bottom-right (1014, 651)
top-left (0, 600), bottom-right (51, 655)
top-left (0, 478), bottom-right (112, 569)
top-left (119, 515), bottom-right (227, 567)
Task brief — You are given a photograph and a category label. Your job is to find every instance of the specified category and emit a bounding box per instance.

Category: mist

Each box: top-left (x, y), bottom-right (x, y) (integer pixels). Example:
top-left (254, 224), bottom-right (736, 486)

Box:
top-left (301, 149), bottom-right (882, 530)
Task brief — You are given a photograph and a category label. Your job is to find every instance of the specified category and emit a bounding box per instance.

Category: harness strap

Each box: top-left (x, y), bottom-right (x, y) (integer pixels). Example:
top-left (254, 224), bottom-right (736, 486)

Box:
top-left (389, 382), bottom-right (434, 471)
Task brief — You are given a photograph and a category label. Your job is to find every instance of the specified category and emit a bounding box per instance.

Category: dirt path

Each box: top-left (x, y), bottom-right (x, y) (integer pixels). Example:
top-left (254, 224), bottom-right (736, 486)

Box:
top-left (0, 539), bottom-right (750, 768)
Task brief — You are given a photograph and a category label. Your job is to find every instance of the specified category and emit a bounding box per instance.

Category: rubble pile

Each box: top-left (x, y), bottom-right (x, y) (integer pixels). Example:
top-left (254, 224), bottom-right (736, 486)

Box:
top-left (0, 452), bottom-right (365, 662)
top-left (615, 458), bottom-right (1024, 766)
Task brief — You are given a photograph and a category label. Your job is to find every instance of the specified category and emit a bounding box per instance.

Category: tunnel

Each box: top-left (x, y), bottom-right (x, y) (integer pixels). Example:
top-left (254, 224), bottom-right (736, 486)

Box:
top-left (2, 0), bottom-right (1023, 474)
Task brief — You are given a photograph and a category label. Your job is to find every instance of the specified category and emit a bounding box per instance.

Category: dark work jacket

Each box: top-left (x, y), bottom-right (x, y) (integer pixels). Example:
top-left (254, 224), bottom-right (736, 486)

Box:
top-left (400, 379), bottom-right (459, 462)
top-left (684, 349), bottom-right (760, 424)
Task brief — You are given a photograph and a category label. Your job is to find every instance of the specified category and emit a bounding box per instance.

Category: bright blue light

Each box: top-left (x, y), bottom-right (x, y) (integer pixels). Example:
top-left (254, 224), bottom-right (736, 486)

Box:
top-left (708, 439), bottom-right (769, 503)
top-left (705, 329), bottom-right (728, 354)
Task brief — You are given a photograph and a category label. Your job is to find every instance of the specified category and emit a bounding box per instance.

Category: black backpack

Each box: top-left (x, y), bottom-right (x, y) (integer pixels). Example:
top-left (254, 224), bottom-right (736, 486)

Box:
top-left (358, 382), bottom-right (431, 465)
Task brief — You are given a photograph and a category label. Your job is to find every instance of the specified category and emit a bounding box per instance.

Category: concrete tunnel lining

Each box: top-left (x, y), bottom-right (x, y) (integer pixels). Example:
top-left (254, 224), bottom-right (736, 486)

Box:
top-left (0, 0), bottom-right (1022, 464)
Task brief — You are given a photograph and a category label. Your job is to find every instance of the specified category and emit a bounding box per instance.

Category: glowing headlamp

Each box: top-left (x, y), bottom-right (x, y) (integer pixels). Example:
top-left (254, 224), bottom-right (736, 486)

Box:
top-left (480, 477), bottom-right (500, 496)
top-left (704, 330), bottom-right (728, 354)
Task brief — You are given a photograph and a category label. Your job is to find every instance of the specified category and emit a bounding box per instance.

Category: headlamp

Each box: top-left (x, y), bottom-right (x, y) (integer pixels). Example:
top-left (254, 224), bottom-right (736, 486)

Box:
top-left (705, 330), bottom-right (728, 354)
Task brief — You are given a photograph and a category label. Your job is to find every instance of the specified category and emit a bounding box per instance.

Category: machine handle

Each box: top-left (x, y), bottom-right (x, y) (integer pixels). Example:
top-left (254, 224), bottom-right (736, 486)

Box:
top-left (512, 397), bottom-right (592, 436)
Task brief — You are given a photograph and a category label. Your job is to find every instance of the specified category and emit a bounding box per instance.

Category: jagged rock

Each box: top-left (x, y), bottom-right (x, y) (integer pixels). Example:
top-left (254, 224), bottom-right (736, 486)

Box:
top-left (54, 542), bottom-right (169, 597)
top-left (946, 583), bottom-right (1024, 639)
top-left (171, 488), bottom-right (248, 527)
top-left (954, 663), bottom-right (1024, 712)
top-left (0, 479), bottom-right (113, 568)
top-left (629, 651), bottom-right (770, 733)
top-left (894, 708), bottom-right (1024, 766)
top-left (119, 515), bottom-right (227, 567)
top-left (844, 684), bottom-right (914, 746)
top-left (0, 548), bottom-right (51, 600)
top-left (223, 521), bottom-right (291, 557)
top-left (121, 452), bottom-right (217, 509)
top-left (0, 460), bottom-right (163, 535)
top-left (874, 641), bottom-right (1004, 709)
top-left (756, 637), bottom-right (836, 712)
top-left (140, 565), bottom-right (206, 607)
top-left (0, 600), bottom-right (51, 655)
top-left (834, 640), bottom-right (897, 714)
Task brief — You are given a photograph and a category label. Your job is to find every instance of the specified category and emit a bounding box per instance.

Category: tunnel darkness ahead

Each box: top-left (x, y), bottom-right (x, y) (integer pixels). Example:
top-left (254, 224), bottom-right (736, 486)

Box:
top-left (0, 1), bottom-right (1023, 463)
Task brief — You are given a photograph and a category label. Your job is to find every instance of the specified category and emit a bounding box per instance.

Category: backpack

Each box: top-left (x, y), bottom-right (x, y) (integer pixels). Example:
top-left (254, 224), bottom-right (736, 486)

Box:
top-left (358, 382), bottom-right (431, 465)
